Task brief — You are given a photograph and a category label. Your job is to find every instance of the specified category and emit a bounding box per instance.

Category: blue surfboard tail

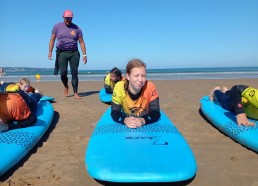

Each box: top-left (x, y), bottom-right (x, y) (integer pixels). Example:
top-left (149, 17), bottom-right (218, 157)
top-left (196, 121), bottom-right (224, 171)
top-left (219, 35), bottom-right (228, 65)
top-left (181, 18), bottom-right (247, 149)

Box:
top-left (40, 95), bottom-right (55, 102)
top-left (99, 88), bottom-right (112, 103)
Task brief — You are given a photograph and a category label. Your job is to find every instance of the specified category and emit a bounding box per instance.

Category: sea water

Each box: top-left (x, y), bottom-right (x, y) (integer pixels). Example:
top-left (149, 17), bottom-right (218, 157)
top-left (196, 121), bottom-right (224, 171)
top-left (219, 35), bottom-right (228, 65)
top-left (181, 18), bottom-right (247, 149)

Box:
top-left (0, 67), bottom-right (258, 82)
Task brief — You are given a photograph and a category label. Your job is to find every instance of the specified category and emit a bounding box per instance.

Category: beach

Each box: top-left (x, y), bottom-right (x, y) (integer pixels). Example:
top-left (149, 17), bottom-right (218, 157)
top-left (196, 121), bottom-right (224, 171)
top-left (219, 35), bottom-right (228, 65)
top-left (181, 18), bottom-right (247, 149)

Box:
top-left (0, 79), bottom-right (258, 186)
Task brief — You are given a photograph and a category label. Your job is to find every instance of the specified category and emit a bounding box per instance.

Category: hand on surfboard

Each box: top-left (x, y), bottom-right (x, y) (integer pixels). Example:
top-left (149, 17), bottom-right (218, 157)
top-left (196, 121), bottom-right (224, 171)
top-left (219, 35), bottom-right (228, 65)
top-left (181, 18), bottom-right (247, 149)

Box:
top-left (236, 113), bottom-right (255, 126)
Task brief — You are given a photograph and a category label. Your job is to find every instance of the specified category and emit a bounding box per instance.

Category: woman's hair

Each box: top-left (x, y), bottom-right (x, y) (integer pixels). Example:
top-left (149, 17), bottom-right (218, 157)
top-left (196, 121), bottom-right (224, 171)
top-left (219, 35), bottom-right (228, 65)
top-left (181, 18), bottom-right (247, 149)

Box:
top-left (110, 67), bottom-right (122, 80)
top-left (126, 59), bottom-right (146, 75)
top-left (124, 58), bottom-right (146, 90)
top-left (20, 78), bottom-right (30, 86)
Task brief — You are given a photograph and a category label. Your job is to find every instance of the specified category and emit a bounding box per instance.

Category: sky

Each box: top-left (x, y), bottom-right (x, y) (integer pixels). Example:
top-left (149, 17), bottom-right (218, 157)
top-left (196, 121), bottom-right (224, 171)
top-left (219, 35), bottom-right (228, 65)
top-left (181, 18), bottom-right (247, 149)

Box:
top-left (1, 0), bottom-right (258, 70)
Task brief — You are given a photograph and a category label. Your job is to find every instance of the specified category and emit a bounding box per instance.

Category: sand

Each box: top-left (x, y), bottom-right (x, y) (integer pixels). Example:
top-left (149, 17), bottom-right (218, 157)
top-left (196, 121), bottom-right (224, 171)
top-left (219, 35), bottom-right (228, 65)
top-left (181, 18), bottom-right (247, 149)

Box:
top-left (0, 79), bottom-right (258, 186)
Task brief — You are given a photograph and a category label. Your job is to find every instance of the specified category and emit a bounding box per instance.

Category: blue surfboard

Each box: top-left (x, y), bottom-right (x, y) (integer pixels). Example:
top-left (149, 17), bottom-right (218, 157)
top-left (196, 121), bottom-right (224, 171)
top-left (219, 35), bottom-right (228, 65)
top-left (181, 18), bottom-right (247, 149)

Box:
top-left (200, 96), bottom-right (258, 152)
top-left (85, 107), bottom-right (197, 183)
top-left (99, 88), bottom-right (112, 103)
top-left (0, 100), bottom-right (54, 176)
top-left (40, 95), bottom-right (55, 102)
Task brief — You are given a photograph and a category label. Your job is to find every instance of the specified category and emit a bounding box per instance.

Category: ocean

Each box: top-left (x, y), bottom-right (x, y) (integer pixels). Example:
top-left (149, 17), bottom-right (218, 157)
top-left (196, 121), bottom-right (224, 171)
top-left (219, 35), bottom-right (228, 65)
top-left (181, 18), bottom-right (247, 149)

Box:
top-left (0, 67), bottom-right (258, 82)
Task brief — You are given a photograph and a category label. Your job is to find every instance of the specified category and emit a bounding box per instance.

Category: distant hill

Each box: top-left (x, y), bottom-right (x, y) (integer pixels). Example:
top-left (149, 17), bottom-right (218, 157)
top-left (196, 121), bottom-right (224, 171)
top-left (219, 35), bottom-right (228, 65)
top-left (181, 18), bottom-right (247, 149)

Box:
top-left (2, 67), bottom-right (54, 72)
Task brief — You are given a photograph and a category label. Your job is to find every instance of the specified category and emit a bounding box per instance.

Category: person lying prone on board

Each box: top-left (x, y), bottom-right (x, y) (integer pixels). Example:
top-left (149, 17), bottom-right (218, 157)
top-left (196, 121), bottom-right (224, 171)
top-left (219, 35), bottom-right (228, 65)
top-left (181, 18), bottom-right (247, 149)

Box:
top-left (0, 91), bottom-right (42, 132)
top-left (209, 85), bottom-right (257, 126)
top-left (0, 77), bottom-right (42, 95)
top-left (111, 59), bottom-right (160, 128)
top-left (104, 67), bottom-right (123, 94)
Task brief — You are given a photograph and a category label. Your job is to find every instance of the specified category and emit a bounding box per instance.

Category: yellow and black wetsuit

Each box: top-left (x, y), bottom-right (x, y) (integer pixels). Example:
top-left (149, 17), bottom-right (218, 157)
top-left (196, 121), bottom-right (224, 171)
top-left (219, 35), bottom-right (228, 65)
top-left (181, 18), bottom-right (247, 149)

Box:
top-left (231, 85), bottom-right (258, 119)
top-left (104, 73), bottom-right (116, 94)
top-left (111, 80), bottom-right (160, 124)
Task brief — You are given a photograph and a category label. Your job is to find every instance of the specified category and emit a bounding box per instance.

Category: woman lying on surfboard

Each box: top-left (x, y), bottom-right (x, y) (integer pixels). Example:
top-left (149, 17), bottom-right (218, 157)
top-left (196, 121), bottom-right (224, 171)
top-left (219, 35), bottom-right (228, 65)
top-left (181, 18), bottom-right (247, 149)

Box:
top-left (111, 59), bottom-right (160, 128)
top-left (209, 85), bottom-right (257, 127)
top-left (0, 91), bottom-right (42, 132)
top-left (104, 67), bottom-right (123, 94)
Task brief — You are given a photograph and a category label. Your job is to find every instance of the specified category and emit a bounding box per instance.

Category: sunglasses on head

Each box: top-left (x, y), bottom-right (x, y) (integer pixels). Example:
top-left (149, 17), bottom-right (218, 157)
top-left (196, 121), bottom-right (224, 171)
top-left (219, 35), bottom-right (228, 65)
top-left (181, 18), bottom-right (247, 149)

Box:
top-left (64, 17), bottom-right (72, 21)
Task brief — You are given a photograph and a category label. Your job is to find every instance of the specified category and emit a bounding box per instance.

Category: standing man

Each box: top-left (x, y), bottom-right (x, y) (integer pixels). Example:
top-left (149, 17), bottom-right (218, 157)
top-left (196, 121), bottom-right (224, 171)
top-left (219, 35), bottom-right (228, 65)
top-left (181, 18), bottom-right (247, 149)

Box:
top-left (48, 10), bottom-right (87, 99)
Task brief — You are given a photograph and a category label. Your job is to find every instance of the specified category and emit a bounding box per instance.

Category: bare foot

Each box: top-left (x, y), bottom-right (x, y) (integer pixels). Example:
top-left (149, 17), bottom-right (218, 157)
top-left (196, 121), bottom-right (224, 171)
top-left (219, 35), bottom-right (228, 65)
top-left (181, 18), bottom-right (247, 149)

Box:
top-left (74, 93), bottom-right (82, 99)
top-left (222, 87), bottom-right (229, 93)
top-left (64, 87), bottom-right (69, 97)
top-left (209, 86), bottom-right (220, 101)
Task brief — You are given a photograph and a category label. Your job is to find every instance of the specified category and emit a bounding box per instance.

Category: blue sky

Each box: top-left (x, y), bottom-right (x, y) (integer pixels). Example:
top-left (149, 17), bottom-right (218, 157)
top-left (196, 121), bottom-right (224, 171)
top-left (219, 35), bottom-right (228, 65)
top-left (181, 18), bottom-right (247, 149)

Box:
top-left (1, 0), bottom-right (257, 70)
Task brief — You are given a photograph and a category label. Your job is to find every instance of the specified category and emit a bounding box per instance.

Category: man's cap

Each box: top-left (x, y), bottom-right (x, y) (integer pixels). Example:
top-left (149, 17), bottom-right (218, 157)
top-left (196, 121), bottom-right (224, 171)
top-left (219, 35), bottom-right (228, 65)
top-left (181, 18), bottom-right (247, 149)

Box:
top-left (63, 10), bottom-right (73, 18)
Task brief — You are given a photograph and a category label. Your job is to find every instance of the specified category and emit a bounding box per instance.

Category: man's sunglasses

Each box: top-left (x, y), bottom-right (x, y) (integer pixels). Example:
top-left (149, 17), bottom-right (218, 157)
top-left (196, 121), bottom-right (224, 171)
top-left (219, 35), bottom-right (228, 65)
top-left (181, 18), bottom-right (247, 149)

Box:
top-left (64, 17), bottom-right (73, 21)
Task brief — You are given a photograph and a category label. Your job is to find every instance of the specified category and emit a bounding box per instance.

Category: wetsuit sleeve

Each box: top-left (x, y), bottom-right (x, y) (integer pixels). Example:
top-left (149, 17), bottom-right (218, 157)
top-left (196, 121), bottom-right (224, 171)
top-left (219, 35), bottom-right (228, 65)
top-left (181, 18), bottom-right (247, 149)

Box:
top-left (8, 113), bottom-right (37, 130)
top-left (231, 85), bottom-right (248, 115)
top-left (27, 86), bottom-right (36, 93)
top-left (104, 74), bottom-right (113, 94)
top-left (111, 102), bottom-right (127, 124)
top-left (104, 84), bottom-right (113, 94)
top-left (142, 97), bottom-right (161, 124)
top-left (111, 98), bottom-right (161, 125)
